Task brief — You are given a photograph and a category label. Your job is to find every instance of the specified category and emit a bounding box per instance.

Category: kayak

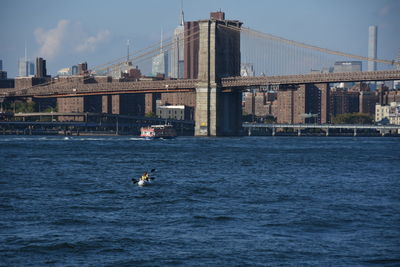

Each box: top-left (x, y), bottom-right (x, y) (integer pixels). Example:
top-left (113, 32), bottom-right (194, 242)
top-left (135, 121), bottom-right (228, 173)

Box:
top-left (137, 179), bottom-right (151, 186)
top-left (132, 169), bottom-right (156, 186)
top-left (132, 178), bottom-right (152, 186)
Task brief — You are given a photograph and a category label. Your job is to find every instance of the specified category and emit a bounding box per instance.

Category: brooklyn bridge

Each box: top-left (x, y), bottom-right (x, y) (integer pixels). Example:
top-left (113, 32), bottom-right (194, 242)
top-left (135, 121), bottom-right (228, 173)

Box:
top-left (1, 11), bottom-right (400, 136)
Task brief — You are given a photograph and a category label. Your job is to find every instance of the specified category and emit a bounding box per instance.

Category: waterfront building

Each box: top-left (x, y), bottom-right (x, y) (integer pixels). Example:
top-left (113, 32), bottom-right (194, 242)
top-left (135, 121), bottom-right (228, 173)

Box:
top-left (170, 9), bottom-right (185, 79)
top-left (376, 102), bottom-right (400, 125)
top-left (276, 84), bottom-right (329, 124)
top-left (157, 105), bottom-right (188, 120)
top-left (243, 92), bottom-right (276, 119)
top-left (375, 104), bottom-right (390, 123)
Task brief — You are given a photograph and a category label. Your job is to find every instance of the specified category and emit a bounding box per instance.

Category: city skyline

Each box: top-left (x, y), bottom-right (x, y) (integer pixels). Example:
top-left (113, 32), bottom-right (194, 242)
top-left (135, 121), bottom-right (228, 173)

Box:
top-left (0, 0), bottom-right (399, 78)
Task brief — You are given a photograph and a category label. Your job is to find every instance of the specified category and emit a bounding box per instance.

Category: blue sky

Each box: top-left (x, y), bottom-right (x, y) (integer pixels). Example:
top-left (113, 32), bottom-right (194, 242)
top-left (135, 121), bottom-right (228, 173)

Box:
top-left (1, 0), bottom-right (399, 78)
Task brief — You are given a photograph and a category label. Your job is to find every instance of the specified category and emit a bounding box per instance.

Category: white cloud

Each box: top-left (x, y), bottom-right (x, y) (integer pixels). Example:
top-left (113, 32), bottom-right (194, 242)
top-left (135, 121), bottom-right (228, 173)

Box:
top-left (34, 20), bottom-right (69, 60)
top-left (34, 20), bottom-right (110, 60)
top-left (75, 30), bottom-right (111, 53)
top-left (379, 5), bottom-right (390, 16)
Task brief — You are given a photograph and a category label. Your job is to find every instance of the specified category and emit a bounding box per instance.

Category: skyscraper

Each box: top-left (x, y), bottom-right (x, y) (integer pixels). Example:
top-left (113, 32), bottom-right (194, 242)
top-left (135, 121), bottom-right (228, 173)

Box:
top-left (152, 31), bottom-right (169, 77)
top-left (171, 9), bottom-right (185, 79)
top-left (152, 52), bottom-right (169, 77)
top-left (35, 57), bottom-right (47, 78)
top-left (368, 25), bottom-right (377, 72)
top-left (18, 58), bottom-right (34, 77)
top-left (18, 44), bottom-right (35, 77)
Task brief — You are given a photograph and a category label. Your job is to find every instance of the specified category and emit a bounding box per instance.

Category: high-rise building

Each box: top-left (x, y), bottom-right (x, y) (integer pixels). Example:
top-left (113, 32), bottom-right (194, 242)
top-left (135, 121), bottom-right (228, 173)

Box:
top-left (71, 65), bottom-right (78, 75)
top-left (241, 63), bottom-right (255, 77)
top-left (18, 58), bottom-right (35, 77)
top-left (333, 61), bottom-right (362, 88)
top-left (0, 71), bottom-right (7, 80)
top-left (152, 31), bottom-right (168, 77)
top-left (368, 25), bottom-right (377, 71)
top-left (77, 62), bottom-right (88, 75)
top-left (171, 10), bottom-right (185, 79)
top-left (35, 57), bottom-right (47, 78)
top-left (333, 61), bottom-right (362, 73)
top-left (152, 52), bottom-right (169, 77)
top-left (394, 52), bottom-right (400, 89)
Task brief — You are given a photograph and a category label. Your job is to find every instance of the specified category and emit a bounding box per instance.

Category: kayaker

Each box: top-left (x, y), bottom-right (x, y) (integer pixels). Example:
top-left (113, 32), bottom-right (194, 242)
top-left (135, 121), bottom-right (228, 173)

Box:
top-left (140, 172), bottom-right (149, 181)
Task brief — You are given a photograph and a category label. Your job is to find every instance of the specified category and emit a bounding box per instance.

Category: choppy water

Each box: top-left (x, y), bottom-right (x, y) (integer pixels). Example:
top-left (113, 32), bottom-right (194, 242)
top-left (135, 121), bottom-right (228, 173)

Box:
top-left (1, 136), bottom-right (399, 266)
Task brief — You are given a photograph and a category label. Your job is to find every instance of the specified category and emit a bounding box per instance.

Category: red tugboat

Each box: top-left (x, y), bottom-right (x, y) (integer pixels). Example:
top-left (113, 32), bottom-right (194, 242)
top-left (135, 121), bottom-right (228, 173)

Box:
top-left (140, 124), bottom-right (177, 139)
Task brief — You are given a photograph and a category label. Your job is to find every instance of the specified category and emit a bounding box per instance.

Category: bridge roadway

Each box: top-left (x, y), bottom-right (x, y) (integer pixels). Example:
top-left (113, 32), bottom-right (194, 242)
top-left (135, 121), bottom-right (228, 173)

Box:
top-left (2, 70), bottom-right (400, 98)
top-left (3, 79), bottom-right (200, 98)
top-left (221, 70), bottom-right (400, 88)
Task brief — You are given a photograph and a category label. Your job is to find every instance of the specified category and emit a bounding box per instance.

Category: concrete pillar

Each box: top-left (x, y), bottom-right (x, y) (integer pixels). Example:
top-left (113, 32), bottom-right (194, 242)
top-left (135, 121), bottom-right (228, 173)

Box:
top-left (297, 128), bottom-right (301, 136)
top-left (112, 95), bottom-right (120, 114)
top-left (272, 127), bottom-right (276, 136)
top-left (353, 128), bottom-right (357, 136)
top-left (325, 128), bottom-right (329, 136)
top-left (194, 17), bottom-right (242, 136)
top-left (102, 95), bottom-right (110, 113)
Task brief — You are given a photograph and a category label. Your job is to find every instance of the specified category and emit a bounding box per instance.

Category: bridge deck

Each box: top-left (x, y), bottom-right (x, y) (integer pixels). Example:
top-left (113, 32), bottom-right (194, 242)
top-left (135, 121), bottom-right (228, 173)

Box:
top-left (2, 70), bottom-right (400, 98)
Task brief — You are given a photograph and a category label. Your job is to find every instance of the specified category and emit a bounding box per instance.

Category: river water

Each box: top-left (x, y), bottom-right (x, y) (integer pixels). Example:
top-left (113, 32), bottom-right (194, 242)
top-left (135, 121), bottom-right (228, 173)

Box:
top-left (1, 136), bottom-right (399, 266)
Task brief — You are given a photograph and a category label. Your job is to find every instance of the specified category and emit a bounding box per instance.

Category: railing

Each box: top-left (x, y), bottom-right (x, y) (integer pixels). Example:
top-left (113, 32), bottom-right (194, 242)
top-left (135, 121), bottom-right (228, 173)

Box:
top-left (243, 122), bottom-right (400, 130)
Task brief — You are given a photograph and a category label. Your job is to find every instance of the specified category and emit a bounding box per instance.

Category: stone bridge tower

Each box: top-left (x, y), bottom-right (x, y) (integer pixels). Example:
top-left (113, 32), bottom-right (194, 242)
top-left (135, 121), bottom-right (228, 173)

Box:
top-left (187, 12), bottom-right (242, 136)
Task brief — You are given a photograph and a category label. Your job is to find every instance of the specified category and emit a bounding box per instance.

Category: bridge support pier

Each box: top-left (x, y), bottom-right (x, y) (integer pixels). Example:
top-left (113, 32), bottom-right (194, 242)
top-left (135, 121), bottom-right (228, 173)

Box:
top-left (325, 128), bottom-right (329, 136)
top-left (272, 127), bottom-right (276, 136)
top-left (193, 15), bottom-right (242, 136)
top-left (195, 86), bottom-right (242, 136)
top-left (297, 128), bottom-right (301, 136)
top-left (353, 128), bottom-right (357, 137)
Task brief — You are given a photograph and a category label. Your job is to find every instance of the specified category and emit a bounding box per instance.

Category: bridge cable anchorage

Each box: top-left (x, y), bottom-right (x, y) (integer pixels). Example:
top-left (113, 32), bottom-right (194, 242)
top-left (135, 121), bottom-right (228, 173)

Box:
top-left (219, 24), bottom-right (399, 67)
top-left (5, 28), bottom-right (202, 97)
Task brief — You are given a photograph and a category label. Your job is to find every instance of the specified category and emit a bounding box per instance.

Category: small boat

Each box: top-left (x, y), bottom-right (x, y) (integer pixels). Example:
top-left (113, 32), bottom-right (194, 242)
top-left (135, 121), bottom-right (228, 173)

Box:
top-left (132, 178), bottom-right (152, 186)
top-left (137, 179), bottom-right (150, 186)
top-left (140, 124), bottom-right (177, 139)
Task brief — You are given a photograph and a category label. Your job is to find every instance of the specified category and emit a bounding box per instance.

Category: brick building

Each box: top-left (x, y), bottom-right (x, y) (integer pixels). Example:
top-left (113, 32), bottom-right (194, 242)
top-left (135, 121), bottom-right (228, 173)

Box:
top-left (329, 88), bottom-right (359, 118)
top-left (276, 83), bottom-right (330, 124)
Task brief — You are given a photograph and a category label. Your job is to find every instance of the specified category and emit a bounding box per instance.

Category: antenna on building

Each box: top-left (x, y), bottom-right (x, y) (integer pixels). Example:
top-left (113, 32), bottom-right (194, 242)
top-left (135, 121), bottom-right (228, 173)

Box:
top-left (24, 41), bottom-right (27, 62)
top-left (160, 28), bottom-right (163, 52)
top-left (180, 0), bottom-right (185, 26)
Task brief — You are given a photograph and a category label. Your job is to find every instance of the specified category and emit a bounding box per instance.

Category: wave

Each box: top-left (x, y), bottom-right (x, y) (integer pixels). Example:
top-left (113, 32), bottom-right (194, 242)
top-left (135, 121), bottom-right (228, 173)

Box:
top-left (193, 215), bottom-right (235, 221)
top-left (51, 218), bottom-right (91, 226)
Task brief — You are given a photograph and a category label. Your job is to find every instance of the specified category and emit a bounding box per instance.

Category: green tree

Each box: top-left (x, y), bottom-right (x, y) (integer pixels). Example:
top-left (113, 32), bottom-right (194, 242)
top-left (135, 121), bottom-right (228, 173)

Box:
top-left (332, 113), bottom-right (373, 124)
top-left (145, 111), bottom-right (156, 118)
top-left (264, 115), bottom-right (276, 123)
top-left (13, 100), bottom-right (36, 113)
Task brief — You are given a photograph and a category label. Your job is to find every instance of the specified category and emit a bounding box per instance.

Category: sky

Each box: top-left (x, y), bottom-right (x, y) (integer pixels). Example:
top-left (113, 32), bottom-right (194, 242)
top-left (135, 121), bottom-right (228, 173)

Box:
top-left (0, 0), bottom-right (399, 78)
